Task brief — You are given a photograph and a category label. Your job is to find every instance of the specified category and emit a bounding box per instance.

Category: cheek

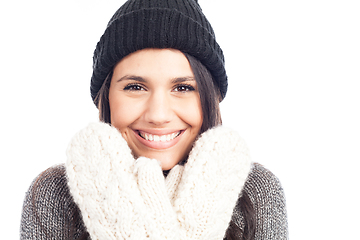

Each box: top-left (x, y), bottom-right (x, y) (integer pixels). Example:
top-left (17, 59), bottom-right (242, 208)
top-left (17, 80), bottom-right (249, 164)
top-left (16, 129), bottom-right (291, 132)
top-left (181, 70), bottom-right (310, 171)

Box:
top-left (109, 96), bottom-right (140, 134)
top-left (177, 97), bottom-right (203, 130)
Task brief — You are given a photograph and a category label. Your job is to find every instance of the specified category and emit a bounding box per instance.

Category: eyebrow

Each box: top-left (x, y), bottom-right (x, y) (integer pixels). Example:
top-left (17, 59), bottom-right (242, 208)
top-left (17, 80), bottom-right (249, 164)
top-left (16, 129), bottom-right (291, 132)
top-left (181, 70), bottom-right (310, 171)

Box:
top-left (116, 75), bottom-right (196, 83)
top-left (116, 75), bottom-right (146, 83)
top-left (171, 77), bottom-right (196, 84)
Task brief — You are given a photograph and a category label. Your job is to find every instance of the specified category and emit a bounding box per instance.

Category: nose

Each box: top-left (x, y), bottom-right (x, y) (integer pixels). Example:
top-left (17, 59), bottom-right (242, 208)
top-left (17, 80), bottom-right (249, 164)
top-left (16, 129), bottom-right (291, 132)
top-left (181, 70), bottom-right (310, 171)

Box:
top-left (144, 91), bottom-right (173, 126)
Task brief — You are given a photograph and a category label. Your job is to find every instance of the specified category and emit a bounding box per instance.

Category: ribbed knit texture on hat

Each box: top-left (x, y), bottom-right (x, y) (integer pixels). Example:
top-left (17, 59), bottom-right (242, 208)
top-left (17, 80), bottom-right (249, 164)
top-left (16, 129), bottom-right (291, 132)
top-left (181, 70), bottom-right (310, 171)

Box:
top-left (91, 0), bottom-right (227, 105)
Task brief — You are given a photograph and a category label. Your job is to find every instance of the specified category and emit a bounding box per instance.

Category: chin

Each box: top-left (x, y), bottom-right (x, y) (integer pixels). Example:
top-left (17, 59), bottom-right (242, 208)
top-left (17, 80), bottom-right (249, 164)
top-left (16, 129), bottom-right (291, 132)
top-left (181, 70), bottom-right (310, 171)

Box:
top-left (141, 152), bottom-right (183, 171)
top-left (158, 157), bottom-right (182, 171)
top-left (160, 162), bottom-right (178, 171)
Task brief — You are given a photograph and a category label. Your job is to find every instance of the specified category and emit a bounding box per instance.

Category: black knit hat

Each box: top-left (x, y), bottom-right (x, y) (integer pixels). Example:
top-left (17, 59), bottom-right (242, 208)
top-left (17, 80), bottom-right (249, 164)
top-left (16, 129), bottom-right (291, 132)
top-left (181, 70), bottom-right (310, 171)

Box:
top-left (91, 0), bottom-right (227, 105)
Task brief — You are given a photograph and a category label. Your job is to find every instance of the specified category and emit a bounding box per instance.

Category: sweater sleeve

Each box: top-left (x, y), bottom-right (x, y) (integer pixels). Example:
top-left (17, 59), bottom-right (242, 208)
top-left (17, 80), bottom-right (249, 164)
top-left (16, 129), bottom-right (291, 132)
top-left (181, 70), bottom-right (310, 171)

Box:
top-left (231, 163), bottom-right (288, 240)
top-left (20, 165), bottom-right (90, 240)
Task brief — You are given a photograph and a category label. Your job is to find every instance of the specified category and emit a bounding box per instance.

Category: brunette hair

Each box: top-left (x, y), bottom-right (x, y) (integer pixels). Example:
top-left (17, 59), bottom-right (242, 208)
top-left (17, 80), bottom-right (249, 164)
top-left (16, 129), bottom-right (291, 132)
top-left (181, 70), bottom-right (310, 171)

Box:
top-left (95, 50), bottom-right (255, 240)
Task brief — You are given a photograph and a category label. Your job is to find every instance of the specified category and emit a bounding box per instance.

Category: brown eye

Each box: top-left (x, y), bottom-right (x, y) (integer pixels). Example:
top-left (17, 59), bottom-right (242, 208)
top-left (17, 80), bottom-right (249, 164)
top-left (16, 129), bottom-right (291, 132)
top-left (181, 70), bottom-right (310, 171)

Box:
top-left (173, 84), bottom-right (195, 92)
top-left (123, 84), bottom-right (145, 91)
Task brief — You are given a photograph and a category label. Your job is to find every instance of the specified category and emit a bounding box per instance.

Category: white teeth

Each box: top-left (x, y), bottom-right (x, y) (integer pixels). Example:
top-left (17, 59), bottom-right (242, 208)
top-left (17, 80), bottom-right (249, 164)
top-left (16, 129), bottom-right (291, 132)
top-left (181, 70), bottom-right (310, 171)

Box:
top-left (140, 131), bottom-right (180, 142)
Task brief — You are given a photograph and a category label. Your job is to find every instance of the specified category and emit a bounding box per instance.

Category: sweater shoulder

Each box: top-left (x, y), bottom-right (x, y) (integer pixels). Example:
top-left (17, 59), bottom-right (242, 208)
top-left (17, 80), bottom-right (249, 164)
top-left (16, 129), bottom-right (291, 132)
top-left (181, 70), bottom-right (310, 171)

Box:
top-left (246, 163), bottom-right (284, 194)
top-left (22, 164), bottom-right (69, 208)
top-left (230, 163), bottom-right (288, 239)
top-left (21, 164), bottom-right (89, 239)
top-left (245, 163), bottom-right (288, 239)
top-left (24, 164), bottom-right (70, 206)
top-left (30, 164), bottom-right (67, 192)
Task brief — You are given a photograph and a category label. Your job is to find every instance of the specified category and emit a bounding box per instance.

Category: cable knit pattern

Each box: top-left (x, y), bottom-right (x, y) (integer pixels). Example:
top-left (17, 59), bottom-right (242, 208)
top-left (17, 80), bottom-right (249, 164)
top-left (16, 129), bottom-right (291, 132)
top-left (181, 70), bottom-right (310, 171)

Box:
top-left (66, 122), bottom-right (251, 239)
top-left (135, 158), bottom-right (182, 239)
top-left (66, 123), bottom-right (149, 239)
top-left (174, 127), bottom-right (251, 239)
top-left (21, 122), bottom-right (288, 239)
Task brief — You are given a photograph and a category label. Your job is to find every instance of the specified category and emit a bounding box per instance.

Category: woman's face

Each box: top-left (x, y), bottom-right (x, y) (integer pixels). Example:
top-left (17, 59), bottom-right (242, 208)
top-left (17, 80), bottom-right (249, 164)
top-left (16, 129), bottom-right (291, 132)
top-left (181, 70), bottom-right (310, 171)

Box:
top-left (109, 48), bottom-right (203, 170)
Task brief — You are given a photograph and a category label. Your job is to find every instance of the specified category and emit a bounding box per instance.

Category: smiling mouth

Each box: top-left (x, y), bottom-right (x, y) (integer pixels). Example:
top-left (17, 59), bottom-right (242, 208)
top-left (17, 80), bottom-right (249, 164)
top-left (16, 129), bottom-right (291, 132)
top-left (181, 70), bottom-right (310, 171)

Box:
top-left (138, 131), bottom-right (181, 142)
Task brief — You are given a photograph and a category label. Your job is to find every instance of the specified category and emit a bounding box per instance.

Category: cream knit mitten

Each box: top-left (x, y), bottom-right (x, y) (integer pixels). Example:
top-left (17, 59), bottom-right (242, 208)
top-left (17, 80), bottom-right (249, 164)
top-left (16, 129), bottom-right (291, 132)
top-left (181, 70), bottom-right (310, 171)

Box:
top-left (66, 123), bottom-right (148, 239)
top-left (135, 126), bottom-right (252, 239)
top-left (66, 122), bottom-right (251, 240)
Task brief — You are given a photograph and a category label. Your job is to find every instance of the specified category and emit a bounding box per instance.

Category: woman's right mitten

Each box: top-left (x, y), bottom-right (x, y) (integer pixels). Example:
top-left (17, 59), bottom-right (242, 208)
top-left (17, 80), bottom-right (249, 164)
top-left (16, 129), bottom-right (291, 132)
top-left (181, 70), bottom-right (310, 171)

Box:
top-left (66, 122), bottom-right (148, 239)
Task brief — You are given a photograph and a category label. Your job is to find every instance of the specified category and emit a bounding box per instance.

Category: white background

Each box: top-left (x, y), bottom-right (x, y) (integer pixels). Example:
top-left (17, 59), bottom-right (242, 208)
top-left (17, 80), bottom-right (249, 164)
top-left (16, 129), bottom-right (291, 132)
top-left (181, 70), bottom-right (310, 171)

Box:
top-left (1, 0), bottom-right (359, 239)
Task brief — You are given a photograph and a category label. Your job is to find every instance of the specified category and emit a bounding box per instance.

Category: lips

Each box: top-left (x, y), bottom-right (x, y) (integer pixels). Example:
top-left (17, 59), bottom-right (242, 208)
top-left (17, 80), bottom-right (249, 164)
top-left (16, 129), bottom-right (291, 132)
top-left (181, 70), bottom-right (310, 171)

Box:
top-left (134, 130), bottom-right (183, 150)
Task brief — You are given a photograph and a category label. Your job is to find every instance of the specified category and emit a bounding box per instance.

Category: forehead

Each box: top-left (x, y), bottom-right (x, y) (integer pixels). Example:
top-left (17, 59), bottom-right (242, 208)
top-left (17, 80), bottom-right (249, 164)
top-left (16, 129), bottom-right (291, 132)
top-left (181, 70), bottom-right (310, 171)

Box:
top-left (112, 48), bottom-right (194, 82)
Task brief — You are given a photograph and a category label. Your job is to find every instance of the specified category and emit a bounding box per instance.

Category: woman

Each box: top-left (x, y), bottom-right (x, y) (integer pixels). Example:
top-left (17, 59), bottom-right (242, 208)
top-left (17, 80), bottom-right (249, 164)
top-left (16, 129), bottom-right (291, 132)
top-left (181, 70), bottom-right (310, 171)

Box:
top-left (21, 0), bottom-right (288, 239)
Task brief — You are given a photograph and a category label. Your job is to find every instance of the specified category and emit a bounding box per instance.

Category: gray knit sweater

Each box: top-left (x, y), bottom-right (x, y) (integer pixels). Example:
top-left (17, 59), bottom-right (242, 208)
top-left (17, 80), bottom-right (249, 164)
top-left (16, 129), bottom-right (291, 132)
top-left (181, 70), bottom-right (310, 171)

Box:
top-left (20, 163), bottom-right (288, 239)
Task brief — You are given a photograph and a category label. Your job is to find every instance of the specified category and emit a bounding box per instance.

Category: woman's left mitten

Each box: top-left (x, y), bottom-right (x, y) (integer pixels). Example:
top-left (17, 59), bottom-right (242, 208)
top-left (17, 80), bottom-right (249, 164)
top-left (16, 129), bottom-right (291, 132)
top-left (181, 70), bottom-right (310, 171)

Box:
top-left (174, 126), bottom-right (252, 239)
top-left (135, 158), bottom-right (183, 239)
